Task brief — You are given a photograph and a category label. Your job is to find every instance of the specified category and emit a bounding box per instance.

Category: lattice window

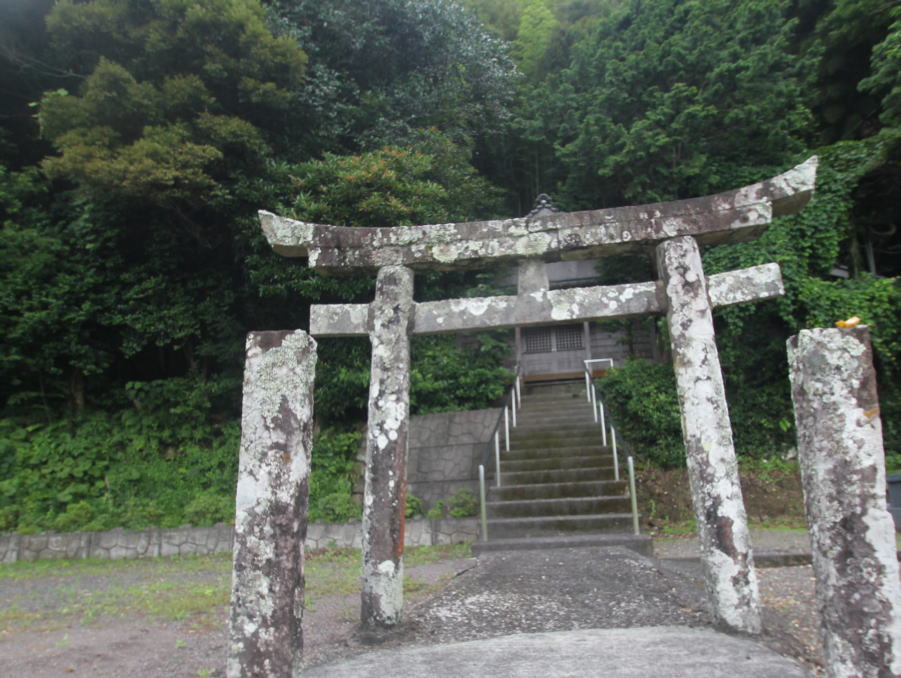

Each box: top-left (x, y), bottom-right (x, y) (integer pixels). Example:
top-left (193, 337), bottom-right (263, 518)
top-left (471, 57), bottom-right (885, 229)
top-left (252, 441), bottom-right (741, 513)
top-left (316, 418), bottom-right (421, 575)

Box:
top-left (523, 328), bottom-right (552, 354)
top-left (522, 325), bottom-right (583, 353)
top-left (555, 325), bottom-right (583, 351)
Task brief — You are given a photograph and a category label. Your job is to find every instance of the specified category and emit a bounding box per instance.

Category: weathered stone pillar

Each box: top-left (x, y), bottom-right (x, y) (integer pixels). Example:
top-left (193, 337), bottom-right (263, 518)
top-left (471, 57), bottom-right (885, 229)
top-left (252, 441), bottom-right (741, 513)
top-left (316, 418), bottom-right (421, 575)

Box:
top-left (656, 236), bottom-right (761, 633)
top-left (228, 330), bottom-right (317, 678)
top-left (787, 326), bottom-right (901, 678)
top-left (361, 265), bottom-right (414, 628)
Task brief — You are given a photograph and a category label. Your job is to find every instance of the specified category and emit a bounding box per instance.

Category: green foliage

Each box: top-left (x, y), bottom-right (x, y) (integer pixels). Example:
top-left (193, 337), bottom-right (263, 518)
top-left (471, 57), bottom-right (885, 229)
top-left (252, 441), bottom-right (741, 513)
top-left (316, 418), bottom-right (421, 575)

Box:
top-left (410, 334), bottom-right (511, 416)
top-left (405, 493), bottom-right (424, 519)
top-left (596, 362), bottom-right (684, 468)
top-left (425, 500), bottom-right (446, 520)
top-left (512, 0), bottom-right (560, 80)
top-left (40, 0), bottom-right (307, 213)
top-left (183, 492), bottom-right (234, 526)
top-left (446, 488), bottom-right (479, 518)
top-left (270, 0), bottom-right (519, 151)
top-left (0, 394), bottom-right (241, 533)
top-left (859, 4), bottom-right (901, 129)
top-left (309, 429), bottom-right (361, 523)
top-left (286, 130), bottom-right (505, 227)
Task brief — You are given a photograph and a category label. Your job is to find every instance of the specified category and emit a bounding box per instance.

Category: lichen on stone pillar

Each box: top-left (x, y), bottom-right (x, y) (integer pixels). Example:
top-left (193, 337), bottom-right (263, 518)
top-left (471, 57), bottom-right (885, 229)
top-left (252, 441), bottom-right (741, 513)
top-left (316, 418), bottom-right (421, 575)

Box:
top-left (361, 265), bottom-right (415, 628)
top-left (228, 330), bottom-right (317, 678)
top-left (788, 326), bottom-right (901, 678)
top-left (656, 235), bottom-right (761, 634)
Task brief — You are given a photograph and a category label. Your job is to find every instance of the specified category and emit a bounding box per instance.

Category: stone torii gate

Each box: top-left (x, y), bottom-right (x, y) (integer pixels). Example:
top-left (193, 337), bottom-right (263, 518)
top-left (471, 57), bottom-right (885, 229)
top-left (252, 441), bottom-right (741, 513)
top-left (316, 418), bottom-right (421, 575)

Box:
top-left (258, 157), bottom-right (818, 633)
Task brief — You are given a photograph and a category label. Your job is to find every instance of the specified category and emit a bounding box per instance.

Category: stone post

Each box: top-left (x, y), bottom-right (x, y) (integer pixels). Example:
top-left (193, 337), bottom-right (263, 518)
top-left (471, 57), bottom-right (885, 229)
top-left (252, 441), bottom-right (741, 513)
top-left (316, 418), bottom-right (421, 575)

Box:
top-left (361, 265), bottom-right (414, 628)
top-left (656, 236), bottom-right (761, 633)
top-left (787, 326), bottom-right (901, 678)
top-left (228, 330), bottom-right (317, 678)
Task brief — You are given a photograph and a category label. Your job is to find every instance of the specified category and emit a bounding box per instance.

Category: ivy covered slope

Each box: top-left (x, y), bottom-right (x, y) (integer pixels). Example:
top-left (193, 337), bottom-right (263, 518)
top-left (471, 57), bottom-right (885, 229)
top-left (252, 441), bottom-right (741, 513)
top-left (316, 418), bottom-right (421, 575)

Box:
top-left (1, 0), bottom-right (899, 532)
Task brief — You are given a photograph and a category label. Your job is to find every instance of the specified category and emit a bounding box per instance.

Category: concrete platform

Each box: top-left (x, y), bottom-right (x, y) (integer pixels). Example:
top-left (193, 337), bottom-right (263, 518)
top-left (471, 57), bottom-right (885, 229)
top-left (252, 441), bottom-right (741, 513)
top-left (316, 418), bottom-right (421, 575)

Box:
top-left (304, 626), bottom-right (808, 677)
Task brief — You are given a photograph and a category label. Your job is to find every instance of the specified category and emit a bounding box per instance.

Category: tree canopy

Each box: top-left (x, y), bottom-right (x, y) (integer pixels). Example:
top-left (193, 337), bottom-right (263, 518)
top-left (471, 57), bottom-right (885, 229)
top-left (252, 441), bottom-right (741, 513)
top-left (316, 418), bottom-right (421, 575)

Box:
top-left (0, 0), bottom-right (898, 532)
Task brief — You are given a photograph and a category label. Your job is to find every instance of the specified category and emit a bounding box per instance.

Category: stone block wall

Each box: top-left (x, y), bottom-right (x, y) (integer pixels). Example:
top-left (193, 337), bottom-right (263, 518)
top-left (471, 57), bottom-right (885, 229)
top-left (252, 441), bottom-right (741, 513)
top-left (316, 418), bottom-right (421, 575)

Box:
top-left (0, 517), bottom-right (479, 564)
top-left (407, 407), bottom-right (501, 510)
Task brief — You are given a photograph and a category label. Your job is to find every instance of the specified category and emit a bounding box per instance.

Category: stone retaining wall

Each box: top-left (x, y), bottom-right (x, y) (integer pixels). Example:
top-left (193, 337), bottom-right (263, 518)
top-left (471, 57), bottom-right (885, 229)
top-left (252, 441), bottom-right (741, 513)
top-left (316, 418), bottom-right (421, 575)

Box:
top-left (0, 517), bottom-right (479, 564)
top-left (407, 407), bottom-right (500, 509)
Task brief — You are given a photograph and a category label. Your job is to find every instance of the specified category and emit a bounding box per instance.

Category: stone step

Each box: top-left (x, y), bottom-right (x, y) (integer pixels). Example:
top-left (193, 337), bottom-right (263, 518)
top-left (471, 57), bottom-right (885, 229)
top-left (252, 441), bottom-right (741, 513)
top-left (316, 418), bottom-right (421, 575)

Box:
top-left (508, 434), bottom-right (606, 449)
top-left (498, 455), bottom-right (615, 473)
top-left (487, 513), bottom-right (634, 539)
top-left (472, 533), bottom-right (652, 557)
top-left (490, 479), bottom-right (627, 500)
top-left (522, 383), bottom-right (586, 397)
top-left (501, 444), bottom-right (611, 459)
top-left (501, 412), bottom-right (600, 431)
top-left (501, 466), bottom-right (617, 485)
top-left (516, 399), bottom-right (592, 417)
top-left (510, 424), bottom-right (602, 436)
top-left (487, 495), bottom-right (631, 518)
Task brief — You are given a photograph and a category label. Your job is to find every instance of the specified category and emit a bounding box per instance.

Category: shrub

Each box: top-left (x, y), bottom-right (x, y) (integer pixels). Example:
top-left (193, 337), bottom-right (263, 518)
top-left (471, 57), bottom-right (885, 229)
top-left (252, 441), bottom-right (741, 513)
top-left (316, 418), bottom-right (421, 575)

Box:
top-left (446, 488), bottom-right (478, 517)
top-left (184, 492), bottom-right (234, 526)
top-left (313, 492), bottom-right (360, 523)
top-left (406, 493), bottom-right (425, 518)
top-left (597, 361), bottom-right (684, 469)
top-left (309, 428), bottom-right (361, 522)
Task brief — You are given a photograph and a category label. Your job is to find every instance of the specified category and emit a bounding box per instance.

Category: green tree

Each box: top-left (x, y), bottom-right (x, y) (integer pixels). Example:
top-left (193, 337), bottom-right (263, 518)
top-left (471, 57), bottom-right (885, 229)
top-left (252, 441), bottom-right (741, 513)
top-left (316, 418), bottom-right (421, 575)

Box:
top-left (269, 0), bottom-right (519, 152)
top-left (40, 0), bottom-right (307, 222)
top-left (512, 0), bottom-right (560, 80)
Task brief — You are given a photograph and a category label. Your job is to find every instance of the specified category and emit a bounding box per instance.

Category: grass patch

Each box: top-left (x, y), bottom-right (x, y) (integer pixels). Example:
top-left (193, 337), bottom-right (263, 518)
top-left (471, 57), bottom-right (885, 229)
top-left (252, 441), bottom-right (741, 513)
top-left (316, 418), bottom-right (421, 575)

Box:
top-left (0, 552), bottom-right (232, 581)
top-left (0, 543), bottom-right (472, 632)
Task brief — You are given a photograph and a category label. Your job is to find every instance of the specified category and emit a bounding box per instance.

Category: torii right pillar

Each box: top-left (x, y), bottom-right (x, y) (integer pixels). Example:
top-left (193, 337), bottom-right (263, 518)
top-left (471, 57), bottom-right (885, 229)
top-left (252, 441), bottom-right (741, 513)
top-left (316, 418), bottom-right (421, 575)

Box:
top-left (657, 235), bottom-right (761, 633)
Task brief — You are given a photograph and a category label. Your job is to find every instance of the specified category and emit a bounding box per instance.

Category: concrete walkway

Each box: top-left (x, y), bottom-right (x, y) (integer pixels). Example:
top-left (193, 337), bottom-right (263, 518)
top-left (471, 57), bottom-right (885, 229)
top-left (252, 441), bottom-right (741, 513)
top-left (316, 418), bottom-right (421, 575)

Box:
top-left (304, 540), bottom-right (813, 677)
top-left (305, 626), bottom-right (806, 677)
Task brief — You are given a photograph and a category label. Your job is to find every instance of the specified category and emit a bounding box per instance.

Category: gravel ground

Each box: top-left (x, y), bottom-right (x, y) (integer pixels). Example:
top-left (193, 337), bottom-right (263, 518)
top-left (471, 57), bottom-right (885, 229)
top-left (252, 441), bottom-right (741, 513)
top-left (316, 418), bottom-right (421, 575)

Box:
top-left (0, 533), bottom-right (832, 677)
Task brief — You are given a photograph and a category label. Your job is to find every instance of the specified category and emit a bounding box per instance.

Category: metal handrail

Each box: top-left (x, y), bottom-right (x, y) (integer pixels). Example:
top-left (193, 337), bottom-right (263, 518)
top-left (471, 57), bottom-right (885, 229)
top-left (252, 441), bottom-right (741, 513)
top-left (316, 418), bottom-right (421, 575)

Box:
top-left (478, 364), bottom-right (522, 541)
top-left (584, 360), bottom-right (641, 536)
top-left (584, 359), bottom-right (617, 480)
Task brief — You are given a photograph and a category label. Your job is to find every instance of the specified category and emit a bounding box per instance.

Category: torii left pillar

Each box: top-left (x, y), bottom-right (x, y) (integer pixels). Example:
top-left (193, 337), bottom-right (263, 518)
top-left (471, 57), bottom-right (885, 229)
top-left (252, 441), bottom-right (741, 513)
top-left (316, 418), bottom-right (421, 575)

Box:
top-left (361, 265), bottom-right (414, 627)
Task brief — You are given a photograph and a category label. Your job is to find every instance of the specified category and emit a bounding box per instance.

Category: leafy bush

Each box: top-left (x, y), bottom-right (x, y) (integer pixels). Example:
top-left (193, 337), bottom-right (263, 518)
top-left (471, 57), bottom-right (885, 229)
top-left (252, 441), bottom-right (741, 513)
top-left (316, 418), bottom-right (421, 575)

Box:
top-left (313, 493), bottom-right (360, 523)
top-left (446, 488), bottom-right (478, 518)
top-left (405, 493), bottom-right (424, 518)
top-left (597, 361), bottom-right (684, 469)
top-left (410, 333), bottom-right (511, 415)
top-left (0, 404), bottom-right (241, 533)
top-left (425, 500), bottom-right (446, 520)
top-left (184, 492), bottom-right (234, 526)
top-left (309, 428), bottom-right (361, 523)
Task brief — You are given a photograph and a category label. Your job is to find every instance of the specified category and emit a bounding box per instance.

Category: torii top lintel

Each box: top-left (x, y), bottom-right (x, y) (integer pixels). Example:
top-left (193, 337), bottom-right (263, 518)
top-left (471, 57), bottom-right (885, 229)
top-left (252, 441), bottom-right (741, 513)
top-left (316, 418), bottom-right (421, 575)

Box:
top-left (259, 156), bottom-right (817, 274)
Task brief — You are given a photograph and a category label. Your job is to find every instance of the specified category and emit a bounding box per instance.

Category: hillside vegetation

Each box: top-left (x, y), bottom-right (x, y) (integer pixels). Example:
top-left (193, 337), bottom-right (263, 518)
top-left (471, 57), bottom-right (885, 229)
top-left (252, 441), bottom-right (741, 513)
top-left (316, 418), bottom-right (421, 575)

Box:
top-left (1, 0), bottom-right (898, 532)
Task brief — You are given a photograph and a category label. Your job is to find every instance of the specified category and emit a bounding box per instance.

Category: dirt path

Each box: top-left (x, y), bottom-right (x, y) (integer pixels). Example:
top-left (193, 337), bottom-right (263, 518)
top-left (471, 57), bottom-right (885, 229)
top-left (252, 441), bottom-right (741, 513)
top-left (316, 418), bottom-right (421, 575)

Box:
top-left (0, 545), bottom-right (824, 678)
top-left (0, 550), bottom-right (471, 678)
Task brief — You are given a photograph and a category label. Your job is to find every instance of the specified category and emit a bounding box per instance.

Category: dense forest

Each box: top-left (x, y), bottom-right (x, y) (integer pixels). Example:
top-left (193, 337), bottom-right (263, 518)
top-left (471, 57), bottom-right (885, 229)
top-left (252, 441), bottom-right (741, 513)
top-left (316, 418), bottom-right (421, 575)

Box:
top-left (0, 0), bottom-right (898, 533)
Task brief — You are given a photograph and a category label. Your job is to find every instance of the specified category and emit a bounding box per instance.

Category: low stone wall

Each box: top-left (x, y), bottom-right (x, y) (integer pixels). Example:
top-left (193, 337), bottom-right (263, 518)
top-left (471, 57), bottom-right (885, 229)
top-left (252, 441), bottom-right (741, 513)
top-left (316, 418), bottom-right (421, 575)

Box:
top-left (0, 517), bottom-right (479, 564)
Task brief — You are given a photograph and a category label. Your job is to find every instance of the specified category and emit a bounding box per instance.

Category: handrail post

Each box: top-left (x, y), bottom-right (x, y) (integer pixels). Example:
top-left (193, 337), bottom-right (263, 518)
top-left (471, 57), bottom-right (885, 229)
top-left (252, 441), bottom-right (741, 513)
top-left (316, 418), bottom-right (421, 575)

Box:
top-left (584, 370), bottom-right (591, 402)
top-left (611, 426), bottom-right (620, 481)
top-left (598, 400), bottom-right (607, 446)
top-left (590, 384), bottom-right (598, 423)
top-left (504, 406), bottom-right (510, 452)
top-left (511, 390), bottom-right (517, 428)
top-left (479, 464), bottom-right (488, 542)
top-left (627, 456), bottom-right (639, 536)
top-left (515, 374), bottom-right (522, 409)
top-left (494, 431), bottom-right (501, 488)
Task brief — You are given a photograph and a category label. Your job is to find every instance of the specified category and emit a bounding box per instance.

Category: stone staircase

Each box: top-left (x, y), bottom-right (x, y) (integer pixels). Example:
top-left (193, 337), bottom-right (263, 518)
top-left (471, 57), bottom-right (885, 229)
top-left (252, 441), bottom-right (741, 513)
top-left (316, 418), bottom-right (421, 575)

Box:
top-left (472, 381), bottom-right (652, 556)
